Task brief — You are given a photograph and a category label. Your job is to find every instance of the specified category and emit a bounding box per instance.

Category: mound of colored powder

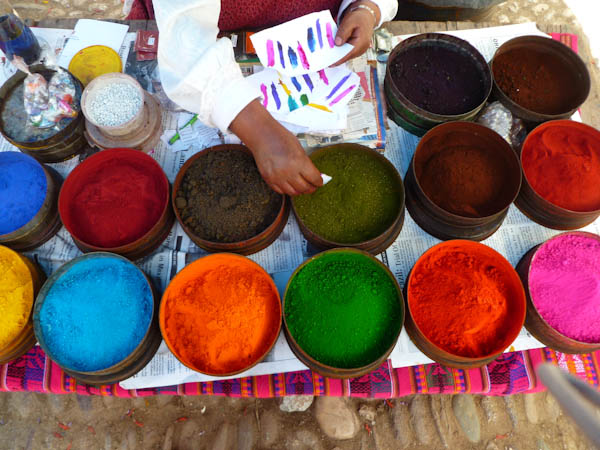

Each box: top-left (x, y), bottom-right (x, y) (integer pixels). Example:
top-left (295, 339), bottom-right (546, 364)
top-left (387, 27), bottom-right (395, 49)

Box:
top-left (293, 146), bottom-right (402, 243)
top-left (38, 256), bottom-right (152, 372)
top-left (161, 254), bottom-right (281, 375)
top-left (0, 246), bottom-right (35, 349)
top-left (0, 152), bottom-right (47, 235)
top-left (529, 234), bottom-right (600, 343)
top-left (285, 251), bottom-right (402, 368)
top-left (408, 241), bottom-right (525, 358)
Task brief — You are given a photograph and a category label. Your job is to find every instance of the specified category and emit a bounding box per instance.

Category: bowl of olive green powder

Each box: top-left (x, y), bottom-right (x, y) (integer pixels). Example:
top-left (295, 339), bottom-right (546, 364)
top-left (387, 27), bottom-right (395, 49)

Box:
top-left (292, 144), bottom-right (404, 254)
top-left (283, 248), bottom-right (404, 378)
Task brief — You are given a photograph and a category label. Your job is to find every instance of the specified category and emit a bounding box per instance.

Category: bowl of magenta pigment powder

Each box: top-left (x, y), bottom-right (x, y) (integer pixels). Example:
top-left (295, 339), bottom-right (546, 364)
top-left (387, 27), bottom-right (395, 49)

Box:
top-left (517, 232), bottom-right (600, 353)
top-left (33, 253), bottom-right (158, 381)
top-left (384, 33), bottom-right (492, 135)
top-left (283, 248), bottom-right (404, 378)
top-left (58, 148), bottom-right (174, 260)
top-left (516, 120), bottom-right (600, 230)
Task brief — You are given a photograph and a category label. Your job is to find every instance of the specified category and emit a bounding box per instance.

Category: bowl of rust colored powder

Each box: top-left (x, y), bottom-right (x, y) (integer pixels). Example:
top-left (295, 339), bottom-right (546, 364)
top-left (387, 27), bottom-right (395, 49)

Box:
top-left (33, 253), bottom-right (158, 382)
top-left (516, 120), bottom-right (600, 230)
top-left (406, 240), bottom-right (526, 368)
top-left (491, 36), bottom-right (590, 126)
top-left (405, 122), bottom-right (521, 241)
top-left (517, 232), bottom-right (600, 354)
top-left (385, 33), bottom-right (492, 135)
top-left (59, 148), bottom-right (173, 260)
top-left (173, 144), bottom-right (288, 255)
top-left (292, 144), bottom-right (404, 254)
top-left (283, 248), bottom-right (403, 378)
top-left (160, 253), bottom-right (282, 376)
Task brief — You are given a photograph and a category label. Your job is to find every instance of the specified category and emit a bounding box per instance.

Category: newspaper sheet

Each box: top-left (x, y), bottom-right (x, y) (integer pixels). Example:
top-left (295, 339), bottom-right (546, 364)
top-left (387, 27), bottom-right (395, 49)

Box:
top-left (1, 22), bottom-right (598, 389)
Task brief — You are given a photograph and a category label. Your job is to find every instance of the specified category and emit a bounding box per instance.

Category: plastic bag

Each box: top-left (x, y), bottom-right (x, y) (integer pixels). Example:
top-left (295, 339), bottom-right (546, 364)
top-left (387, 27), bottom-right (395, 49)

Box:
top-left (477, 101), bottom-right (527, 149)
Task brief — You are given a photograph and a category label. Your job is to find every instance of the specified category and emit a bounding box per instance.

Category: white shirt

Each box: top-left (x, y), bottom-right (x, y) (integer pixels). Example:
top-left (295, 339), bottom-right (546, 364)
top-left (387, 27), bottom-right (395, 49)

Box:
top-left (154, 0), bottom-right (397, 132)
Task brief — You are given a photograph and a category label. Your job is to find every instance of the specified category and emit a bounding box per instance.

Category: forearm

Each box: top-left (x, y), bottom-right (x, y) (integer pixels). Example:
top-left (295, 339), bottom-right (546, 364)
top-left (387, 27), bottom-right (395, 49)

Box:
top-left (229, 99), bottom-right (283, 152)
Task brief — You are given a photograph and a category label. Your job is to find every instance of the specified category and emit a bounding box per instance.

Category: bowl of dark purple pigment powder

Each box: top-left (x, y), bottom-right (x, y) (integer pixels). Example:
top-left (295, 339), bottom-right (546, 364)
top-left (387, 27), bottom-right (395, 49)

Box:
top-left (172, 144), bottom-right (289, 256)
top-left (405, 122), bottom-right (521, 241)
top-left (516, 232), bottom-right (600, 354)
top-left (385, 33), bottom-right (492, 136)
top-left (491, 36), bottom-right (590, 127)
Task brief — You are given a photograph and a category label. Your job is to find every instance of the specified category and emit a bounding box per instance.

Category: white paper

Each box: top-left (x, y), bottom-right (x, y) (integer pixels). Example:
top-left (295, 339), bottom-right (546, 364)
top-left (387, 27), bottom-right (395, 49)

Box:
top-left (58, 19), bottom-right (129, 69)
top-left (250, 10), bottom-right (353, 76)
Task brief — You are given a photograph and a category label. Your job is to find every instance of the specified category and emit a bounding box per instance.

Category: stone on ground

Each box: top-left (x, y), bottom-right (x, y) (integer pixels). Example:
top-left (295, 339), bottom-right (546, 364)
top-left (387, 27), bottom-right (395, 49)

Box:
top-left (314, 397), bottom-right (360, 440)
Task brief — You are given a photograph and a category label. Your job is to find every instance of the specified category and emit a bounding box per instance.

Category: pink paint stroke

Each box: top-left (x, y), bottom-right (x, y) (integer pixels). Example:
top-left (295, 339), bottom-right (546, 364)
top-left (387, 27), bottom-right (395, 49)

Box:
top-left (297, 41), bottom-right (310, 70)
top-left (260, 83), bottom-right (268, 107)
top-left (318, 69), bottom-right (329, 85)
top-left (329, 84), bottom-right (356, 106)
top-left (325, 23), bottom-right (335, 48)
top-left (266, 40), bottom-right (275, 67)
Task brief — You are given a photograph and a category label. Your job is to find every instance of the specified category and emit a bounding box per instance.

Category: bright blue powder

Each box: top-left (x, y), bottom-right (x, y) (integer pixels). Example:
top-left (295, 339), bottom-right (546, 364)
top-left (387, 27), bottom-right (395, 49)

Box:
top-left (0, 152), bottom-right (47, 235)
top-left (38, 256), bottom-right (153, 372)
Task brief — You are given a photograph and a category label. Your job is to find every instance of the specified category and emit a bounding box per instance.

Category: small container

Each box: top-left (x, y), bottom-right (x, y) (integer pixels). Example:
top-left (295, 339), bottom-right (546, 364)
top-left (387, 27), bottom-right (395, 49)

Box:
top-left (172, 145), bottom-right (289, 256)
top-left (385, 33), bottom-right (492, 135)
top-left (0, 246), bottom-right (45, 365)
top-left (81, 73), bottom-right (145, 137)
top-left (516, 232), bottom-right (600, 354)
top-left (405, 122), bottom-right (521, 241)
top-left (0, 152), bottom-right (63, 252)
top-left (160, 253), bottom-right (282, 377)
top-left (0, 65), bottom-right (86, 163)
top-left (33, 252), bottom-right (160, 385)
top-left (59, 148), bottom-right (174, 260)
top-left (292, 144), bottom-right (405, 255)
top-left (68, 45), bottom-right (123, 87)
top-left (405, 240), bottom-right (526, 369)
top-left (491, 36), bottom-right (590, 128)
top-left (515, 120), bottom-right (600, 230)
top-left (283, 248), bottom-right (404, 378)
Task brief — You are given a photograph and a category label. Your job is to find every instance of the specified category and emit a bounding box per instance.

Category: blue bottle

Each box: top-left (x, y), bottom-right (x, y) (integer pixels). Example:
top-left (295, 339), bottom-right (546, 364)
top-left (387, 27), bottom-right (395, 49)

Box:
top-left (0, 12), bottom-right (41, 64)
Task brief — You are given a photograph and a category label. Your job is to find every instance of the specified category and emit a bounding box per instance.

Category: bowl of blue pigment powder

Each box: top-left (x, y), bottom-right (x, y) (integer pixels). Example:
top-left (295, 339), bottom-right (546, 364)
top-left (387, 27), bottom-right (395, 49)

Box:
top-left (33, 253), bottom-right (155, 376)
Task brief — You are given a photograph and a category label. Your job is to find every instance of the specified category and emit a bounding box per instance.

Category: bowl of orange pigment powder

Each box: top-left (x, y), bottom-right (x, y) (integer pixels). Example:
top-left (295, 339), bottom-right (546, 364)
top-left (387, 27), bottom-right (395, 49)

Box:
top-left (159, 253), bottom-right (282, 375)
top-left (405, 240), bottom-right (526, 368)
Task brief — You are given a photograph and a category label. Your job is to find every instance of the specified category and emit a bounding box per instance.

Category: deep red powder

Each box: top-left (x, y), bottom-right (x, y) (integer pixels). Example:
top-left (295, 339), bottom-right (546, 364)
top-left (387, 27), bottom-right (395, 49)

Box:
top-left (59, 149), bottom-right (168, 248)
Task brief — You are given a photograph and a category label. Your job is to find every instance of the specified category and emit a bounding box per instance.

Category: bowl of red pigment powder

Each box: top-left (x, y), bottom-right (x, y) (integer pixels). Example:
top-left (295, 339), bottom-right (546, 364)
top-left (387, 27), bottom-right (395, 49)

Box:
top-left (159, 253), bottom-right (282, 376)
top-left (406, 240), bottom-right (526, 368)
top-left (491, 36), bottom-right (590, 127)
top-left (516, 232), bottom-right (600, 354)
top-left (58, 148), bottom-right (174, 260)
top-left (172, 145), bottom-right (288, 255)
top-left (516, 120), bottom-right (600, 230)
top-left (405, 122), bottom-right (522, 241)
top-left (385, 33), bottom-right (492, 136)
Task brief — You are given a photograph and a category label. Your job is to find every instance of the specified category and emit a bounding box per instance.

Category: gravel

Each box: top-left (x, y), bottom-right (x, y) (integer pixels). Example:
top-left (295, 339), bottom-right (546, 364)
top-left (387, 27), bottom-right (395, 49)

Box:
top-left (87, 82), bottom-right (143, 127)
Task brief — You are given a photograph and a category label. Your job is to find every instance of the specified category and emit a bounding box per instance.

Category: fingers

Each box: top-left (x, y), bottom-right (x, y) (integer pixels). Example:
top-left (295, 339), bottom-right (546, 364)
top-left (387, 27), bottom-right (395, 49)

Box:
top-left (335, 17), bottom-right (354, 47)
top-left (331, 21), bottom-right (372, 66)
top-left (301, 165), bottom-right (324, 188)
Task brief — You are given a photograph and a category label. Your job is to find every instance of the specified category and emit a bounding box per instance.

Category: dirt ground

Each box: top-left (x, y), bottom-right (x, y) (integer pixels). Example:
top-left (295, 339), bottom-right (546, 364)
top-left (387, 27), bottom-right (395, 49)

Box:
top-left (2, 1), bottom-right (600, 449)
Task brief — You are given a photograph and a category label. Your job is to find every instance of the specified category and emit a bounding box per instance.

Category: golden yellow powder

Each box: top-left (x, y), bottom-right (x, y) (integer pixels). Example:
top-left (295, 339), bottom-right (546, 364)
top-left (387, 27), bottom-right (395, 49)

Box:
top-left (0, 246), bottom-right (34, 349)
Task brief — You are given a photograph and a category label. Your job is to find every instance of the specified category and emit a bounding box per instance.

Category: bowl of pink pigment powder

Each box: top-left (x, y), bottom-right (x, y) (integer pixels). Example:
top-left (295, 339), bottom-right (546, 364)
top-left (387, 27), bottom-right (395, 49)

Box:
top-left (517, 232), bottom-right (600, 353)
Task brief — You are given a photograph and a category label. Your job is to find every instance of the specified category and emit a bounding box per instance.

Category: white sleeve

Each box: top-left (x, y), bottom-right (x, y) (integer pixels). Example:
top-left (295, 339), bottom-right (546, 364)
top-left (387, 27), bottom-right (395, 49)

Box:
top-left (154, 0), bottom-right (259, 132)
top-left (337, 0), bottom-right (398, 28)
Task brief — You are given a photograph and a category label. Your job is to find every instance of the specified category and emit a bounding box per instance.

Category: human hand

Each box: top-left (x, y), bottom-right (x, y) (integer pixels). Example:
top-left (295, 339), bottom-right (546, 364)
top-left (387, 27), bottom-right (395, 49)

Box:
top-left (229, 100), bottom-right (323, 196)
top-left (332, 1), bottom-right (380, 66)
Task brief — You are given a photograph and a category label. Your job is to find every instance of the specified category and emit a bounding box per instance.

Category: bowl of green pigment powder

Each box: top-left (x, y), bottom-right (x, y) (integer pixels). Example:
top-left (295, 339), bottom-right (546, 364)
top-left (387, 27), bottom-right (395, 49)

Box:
top-left (292, 144), bottom-right (405, 255)
top-left (284, 248), bottom-right (404, 378)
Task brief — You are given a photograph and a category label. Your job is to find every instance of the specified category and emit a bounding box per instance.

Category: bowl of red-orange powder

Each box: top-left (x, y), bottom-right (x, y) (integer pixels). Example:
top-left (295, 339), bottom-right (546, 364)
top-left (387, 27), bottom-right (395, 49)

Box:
top-left (159, 253), bottom-right (282, 376)
top-left (516, 120), bottom-right (600, 230)
top-left (406, 240), bottom-right (526, 368)
top-left (58, 148), bottom-right (174, 260)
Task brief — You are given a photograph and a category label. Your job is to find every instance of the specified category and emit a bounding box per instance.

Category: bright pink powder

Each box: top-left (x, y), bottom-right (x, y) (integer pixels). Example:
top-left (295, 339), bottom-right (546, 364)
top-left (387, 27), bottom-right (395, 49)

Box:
top-left (529, 234), bottom-right (600, 343)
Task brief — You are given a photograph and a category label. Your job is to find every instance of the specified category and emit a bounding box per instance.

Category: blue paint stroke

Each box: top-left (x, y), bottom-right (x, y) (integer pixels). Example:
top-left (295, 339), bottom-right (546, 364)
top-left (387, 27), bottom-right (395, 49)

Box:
top-left (277, 41), bottom-right (285, 68)
top-left (302, 74), bottom-right (314, 92)
top-left (291, 76), bottom-right (302, 92)
top-left (326, 73), bottom-right (352, 100)
top-left (316, 19), bottom-right (323, 49)
top-left (271, 82), bottom-right (281, 110)
top-left (307, 27), bottom-right (316, 52)
top-left (288, 46), bottom-right (298, 68)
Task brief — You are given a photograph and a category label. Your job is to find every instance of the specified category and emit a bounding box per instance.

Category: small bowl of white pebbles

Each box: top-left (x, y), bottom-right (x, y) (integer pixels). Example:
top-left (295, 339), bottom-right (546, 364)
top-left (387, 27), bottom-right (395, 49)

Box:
top-left (81, 73), bottom-right (145, 136)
